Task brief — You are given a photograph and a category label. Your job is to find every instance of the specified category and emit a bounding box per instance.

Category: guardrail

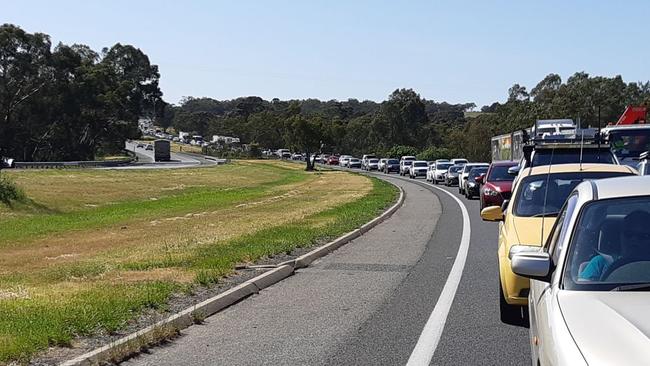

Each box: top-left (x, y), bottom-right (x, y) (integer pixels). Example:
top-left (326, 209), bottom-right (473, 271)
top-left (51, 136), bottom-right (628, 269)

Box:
top-left (14, 157), bottom-right (135, 169)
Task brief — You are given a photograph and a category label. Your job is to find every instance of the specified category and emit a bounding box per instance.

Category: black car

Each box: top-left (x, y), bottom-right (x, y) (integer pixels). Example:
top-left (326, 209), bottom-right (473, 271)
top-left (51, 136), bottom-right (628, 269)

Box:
top-left (444, 165), bottom-right (463, 186)
top-left (383, 158), bottom-right (400, 174)
top-left (465, 166), bottom-right (488, 199)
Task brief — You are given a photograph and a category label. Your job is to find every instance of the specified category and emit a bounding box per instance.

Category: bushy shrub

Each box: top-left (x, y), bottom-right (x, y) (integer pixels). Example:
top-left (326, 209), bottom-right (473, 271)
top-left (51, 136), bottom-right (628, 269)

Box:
top-left (386, 145), bottom-right (418, 159)
top-left (0, 174), bottom-right (25, 205)
top-left (417, 147), bottom-right (453, 161)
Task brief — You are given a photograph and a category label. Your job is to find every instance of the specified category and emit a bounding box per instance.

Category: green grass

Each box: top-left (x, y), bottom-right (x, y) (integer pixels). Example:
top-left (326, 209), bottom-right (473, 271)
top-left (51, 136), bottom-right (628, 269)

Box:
top-left (0, 169), bottom-right (305, 246)
top-left (119, 177), bottom-right (398, 284)
top-left (0, 165), bottom-right (397, 364)
top-left (0, 281), bottom-right (179, 363)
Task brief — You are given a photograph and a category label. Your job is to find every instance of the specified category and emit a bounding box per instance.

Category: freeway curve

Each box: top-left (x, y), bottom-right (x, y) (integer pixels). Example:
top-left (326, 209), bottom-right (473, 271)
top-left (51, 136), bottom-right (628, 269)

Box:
top-left (124, 170), bottom-right (530, 366)
top-left (120, 141), bottom-right (223, 169)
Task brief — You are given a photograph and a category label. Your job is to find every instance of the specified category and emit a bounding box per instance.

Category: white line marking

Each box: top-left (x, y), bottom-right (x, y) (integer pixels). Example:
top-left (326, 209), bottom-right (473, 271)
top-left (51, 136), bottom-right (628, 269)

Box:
top-left (406, 185), bottom-right (472, 366)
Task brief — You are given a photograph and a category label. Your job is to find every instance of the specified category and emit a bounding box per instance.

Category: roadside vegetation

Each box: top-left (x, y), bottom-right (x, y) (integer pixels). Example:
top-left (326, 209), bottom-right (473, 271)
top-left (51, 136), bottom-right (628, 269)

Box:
top-left (0, 174), bottom-right (24, 206)
top-left (0, 161), bottom-right (397, 363)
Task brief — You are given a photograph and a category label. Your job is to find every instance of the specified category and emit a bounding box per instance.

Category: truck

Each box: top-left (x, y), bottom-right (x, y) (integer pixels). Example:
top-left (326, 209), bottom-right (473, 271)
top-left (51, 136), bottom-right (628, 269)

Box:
top-left (490, 129), bottom-right (529, 162)
top-left (154, 139), bottom-right (171, 162)
top-left (601, 106), bottom-right (650, 168)
top-left (490, 119), bottom-right (578, 162)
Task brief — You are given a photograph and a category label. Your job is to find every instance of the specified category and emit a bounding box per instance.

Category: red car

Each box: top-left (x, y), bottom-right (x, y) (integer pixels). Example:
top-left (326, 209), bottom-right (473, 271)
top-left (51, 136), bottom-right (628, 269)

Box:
top-left (327, 155), bottom-right (340, 165)
top-left (478, 161), bottom-right (518, 211)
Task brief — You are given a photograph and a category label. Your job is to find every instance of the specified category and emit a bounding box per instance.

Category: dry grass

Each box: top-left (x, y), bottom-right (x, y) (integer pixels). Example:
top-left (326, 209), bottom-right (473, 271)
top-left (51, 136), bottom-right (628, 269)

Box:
top-left (0, 161), bottom-right (397, 363)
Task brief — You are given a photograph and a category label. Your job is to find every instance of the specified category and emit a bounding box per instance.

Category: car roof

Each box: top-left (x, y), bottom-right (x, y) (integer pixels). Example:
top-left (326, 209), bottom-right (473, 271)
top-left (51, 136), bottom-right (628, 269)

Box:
top-left (589, 175), bottom-right (650, 200)
top-left (521, 163), bottom-right (636, 177)
top-left (413, 160), bottom-right (427, 163)
top-left (490, 160), bottom-right (518, 167)
top-left (465, 163), bottom-right (488, 166)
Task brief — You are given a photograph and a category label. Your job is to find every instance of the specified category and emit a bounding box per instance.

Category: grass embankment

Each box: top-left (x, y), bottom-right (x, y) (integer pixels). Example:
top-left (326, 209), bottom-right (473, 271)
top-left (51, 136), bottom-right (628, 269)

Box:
top-left (0, 161), bottom-right (397, 363)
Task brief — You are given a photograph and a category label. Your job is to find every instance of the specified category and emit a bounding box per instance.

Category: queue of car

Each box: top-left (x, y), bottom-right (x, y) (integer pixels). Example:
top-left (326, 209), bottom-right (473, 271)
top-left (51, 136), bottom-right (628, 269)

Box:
top-left (244, 126), bottom-right (650, 364)
top-left (478, 133), bottom-right (650, 364)
top-left (330, 134), bottom-right (650, 363)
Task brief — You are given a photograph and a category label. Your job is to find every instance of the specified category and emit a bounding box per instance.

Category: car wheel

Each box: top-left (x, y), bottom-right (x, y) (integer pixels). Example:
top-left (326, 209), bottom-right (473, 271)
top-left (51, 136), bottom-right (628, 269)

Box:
top-left (499, 279), bottom-right (529, 327)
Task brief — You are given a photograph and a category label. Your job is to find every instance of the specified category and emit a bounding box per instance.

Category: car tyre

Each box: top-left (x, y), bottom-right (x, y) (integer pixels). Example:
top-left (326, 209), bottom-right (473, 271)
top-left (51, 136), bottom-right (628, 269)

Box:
top-left (499, 279), bottom-right (529, 327)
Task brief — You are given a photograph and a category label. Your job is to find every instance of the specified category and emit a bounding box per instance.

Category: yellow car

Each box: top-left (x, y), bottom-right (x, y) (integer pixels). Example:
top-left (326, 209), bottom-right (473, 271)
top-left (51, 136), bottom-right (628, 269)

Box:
top-left (481, 163), bottom-right (636, 325)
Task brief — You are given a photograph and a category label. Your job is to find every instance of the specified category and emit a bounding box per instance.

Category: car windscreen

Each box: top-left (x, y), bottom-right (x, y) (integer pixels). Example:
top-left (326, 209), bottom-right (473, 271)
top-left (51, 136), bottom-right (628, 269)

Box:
top-left (514, 172), bottom-right (632, 217)
top-left (609, 129), bottom-right (650, 159)
top-left (436, 163), bottom-right (452, 170)
top-left (448, 166), bottom-right (462, 173)
top-left (464, 164), bottom-right (486, 173)
top-left (403, 161), bottom-right (413, 166)
top-left (387, 159), bottom-right (399, 164)
top-left (531, 149), bottom-right (616, 166)
top-left (487, 165), bottom-right (516, 182)
top-left (468, 168), bottom-right (487, 179)
top-left (563, 196), bottom-right (650, 291)
top-left (414, 162), bottom-right (427, 167)
top-left (369, 159), bottom-right (379, 163)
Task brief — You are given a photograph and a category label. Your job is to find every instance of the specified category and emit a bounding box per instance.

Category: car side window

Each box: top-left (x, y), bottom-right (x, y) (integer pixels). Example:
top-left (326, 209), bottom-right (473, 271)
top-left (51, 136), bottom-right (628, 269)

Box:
top-left (546, 194), bottom-right (578, 263)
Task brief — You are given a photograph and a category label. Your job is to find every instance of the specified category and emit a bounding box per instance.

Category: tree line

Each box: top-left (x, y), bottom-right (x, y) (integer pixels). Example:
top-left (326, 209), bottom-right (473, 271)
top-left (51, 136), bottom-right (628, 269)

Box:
top-left (3, 23), bottom-right (650, 164)
top-left (0, 24), bottom-right (162, 161)
top-left (166, 74), bottom-right (650, 163)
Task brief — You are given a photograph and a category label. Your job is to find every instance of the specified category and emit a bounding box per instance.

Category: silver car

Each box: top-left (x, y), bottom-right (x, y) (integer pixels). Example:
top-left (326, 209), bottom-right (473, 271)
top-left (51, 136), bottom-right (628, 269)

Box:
top-left (511, 175), bottom-right (650, 365)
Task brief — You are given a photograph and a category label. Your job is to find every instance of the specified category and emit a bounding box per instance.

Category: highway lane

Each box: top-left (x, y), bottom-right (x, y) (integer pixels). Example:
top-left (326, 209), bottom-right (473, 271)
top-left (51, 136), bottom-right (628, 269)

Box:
top-left (118, 141), bottom-right (222, 169)
top-left (427, 180), bottom-right (529, 365)
top-left (123, 171), bottom-right (530, 365)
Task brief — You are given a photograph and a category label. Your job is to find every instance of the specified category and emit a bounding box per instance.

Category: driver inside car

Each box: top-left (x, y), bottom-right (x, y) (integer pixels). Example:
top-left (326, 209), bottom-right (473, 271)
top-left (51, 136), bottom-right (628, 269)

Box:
top-left (579, 210), bottom-right (650, 281)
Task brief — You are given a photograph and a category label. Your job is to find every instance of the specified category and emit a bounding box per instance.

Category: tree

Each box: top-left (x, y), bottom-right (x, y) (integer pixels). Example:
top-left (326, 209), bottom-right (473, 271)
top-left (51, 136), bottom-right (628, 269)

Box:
top-left (0, 24), bottom-right (163, 161)
top-left (0, 24), bottom-right (53, 157)
top-left (284, 115), bottom-right (323, 171)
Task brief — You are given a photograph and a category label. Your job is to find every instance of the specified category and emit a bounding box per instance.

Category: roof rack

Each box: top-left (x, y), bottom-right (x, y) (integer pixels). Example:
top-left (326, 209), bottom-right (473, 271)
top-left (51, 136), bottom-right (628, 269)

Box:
top-left (640, 151), bottom-right (649, 161)
top-left (526, 128), bottom-right (606, 145)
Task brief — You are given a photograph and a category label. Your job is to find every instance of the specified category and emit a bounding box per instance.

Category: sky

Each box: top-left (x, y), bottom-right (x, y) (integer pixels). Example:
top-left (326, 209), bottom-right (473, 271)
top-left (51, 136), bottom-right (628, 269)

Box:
top-left (4, 0), bottom-right (649, 108)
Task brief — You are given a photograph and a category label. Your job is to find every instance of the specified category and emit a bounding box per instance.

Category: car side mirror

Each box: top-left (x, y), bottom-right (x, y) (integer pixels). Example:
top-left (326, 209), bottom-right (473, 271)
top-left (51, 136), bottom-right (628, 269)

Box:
top-left (475, 175), bottom-right (484, 184)
top-left (511, 248), bottom-right (551, 282)
top-left (463, 176), bottom-right (468, 180)
top-left (501, 199), bottom-right (510, 212)
top-left (508, 166), bottom-right (520, 176)
top-left (480, 206), bottom-right (504, 222)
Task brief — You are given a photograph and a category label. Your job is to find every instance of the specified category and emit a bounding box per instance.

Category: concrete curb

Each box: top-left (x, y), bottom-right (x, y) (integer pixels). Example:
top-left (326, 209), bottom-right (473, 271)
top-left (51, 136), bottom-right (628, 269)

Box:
top-left (293, 185), bottom-right (405, 269)
top-left (60, 184), bottom-right (404, 366)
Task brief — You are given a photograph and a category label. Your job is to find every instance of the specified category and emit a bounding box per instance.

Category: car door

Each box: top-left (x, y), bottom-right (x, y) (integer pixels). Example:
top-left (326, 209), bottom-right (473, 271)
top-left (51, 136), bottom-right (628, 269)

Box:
top-left (530, 194), bottom-right (578, 365)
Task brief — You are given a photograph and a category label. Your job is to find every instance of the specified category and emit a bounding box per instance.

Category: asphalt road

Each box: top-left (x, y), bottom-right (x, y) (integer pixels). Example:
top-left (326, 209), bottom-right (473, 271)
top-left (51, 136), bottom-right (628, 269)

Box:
top-left (120, 141), bottom-right (222, 169)
top-left (124, 171), bottom-right (530, 366)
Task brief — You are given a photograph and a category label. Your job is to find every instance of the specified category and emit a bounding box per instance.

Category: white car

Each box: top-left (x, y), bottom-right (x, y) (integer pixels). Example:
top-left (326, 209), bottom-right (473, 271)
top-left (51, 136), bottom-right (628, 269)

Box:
top-left (426, 162), bottom-right (436, 182)
top-left (365, 158), bottom-right (380, 171)
top-left (348, 158), bottom-right (362, 169)
top-left (459, 163), bottom-right (489, 194)
top-left (450, 158), bottom-right (468, 166)
top-left (400, 155), bottom-right (416, 162)
top-left (399, 160), bottom-right (414, 176)
top-left (511, 175), bottom-right (650, 366)
top-left (432, 161), bottom-right (453, 185)
top-left (361, 154), bottom-right (377, 168)
top-left (339, 155), bottom-right (351, 167)
top-left (378, 158), bottom-right (388, 171)
top-left (409, 160), bottom-right (428, 178)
